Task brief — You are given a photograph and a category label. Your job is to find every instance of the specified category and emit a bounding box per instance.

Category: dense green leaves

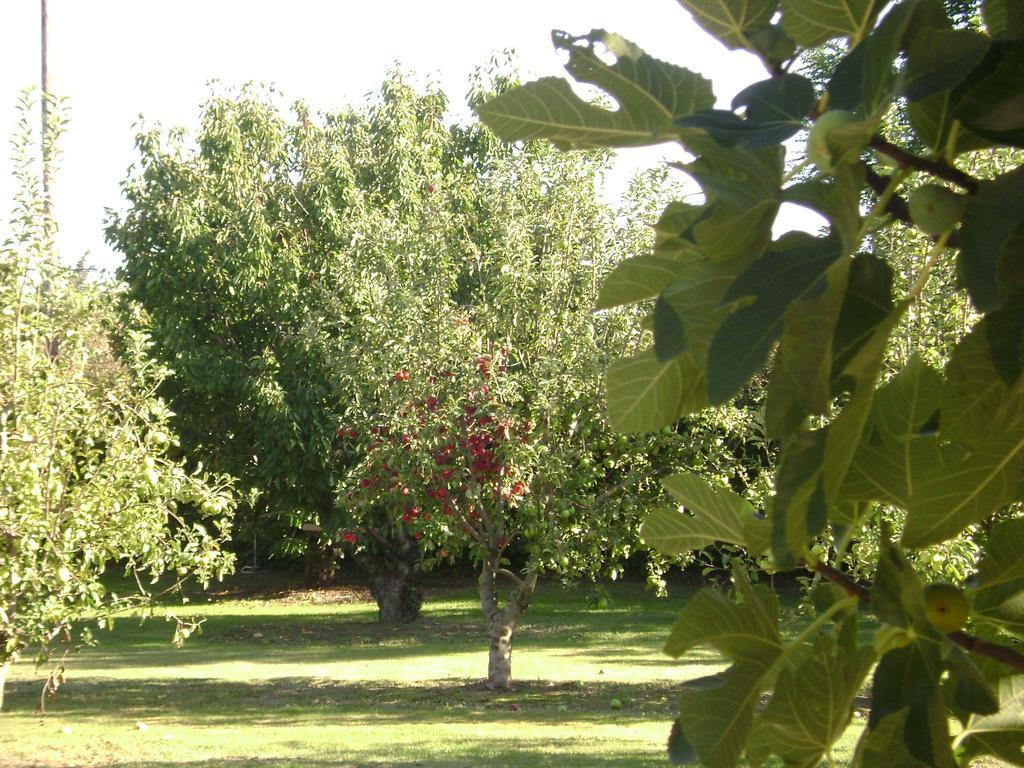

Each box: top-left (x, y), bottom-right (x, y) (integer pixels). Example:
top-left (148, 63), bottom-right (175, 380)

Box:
top-left (902, 29), bottom-right (990, 102)
top-left (1, 96), bottom-right (234, 680)
top-left (481, 1), bottom-right (1024, 762)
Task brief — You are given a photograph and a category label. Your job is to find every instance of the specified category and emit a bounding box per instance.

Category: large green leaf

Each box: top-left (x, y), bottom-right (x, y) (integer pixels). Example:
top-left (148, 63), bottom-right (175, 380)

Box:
top-left (836, 343), bottom-right (1024, 547)
top-left (972, 517), bottom-right (1024, 637)
top-left (984, 290), bottom-right (1024, 384)
top-left (902, 29), bottom-right (990, 102)
top-left (475, 30), bottom-right (714, 150)
top-left (708, 233), bottom-right (843, 405)
top-left (641, 472), bottom-right (764, 554)
top-left (840, 356), bottom-right (944, 507)
top-left (675, 0), bottom-right (777, 51)
top-left (959, 674), bottom-right (1024, 765)
top-left (780, 0), bottom-right (884, 47)
top-left (680, 145), bottom-right (784, 263)
top-left (781, 163), bottom-right (866, 253)
top-left (852, 710), bottom-right (935, 767)
top-left (596, 253), bottom-right (698, 310)
top-left (872, 531), bottom-right (927, 629)
top-left (985, 0), bottom-right (1024, 40)
top-left (772, 298), bottom-right (897, 566)
top-left (827, 0), bottom-right (918, 116)
top-left (654, 256), bottom-right (744, 362)
top-left (606, 350), bottom-right (701, 432)
top-left (868, 642), bottom-right (956, 767)
top-left (676, 74), bottom-right (815, 150)
top-left (665, 570), bottom-right (784, 767)
top-left (953, 41), bottom-right (1024, 148)
top-left (958, 166), bottom-right (1024, 313)
top-left (908, 91), bottom-right (994, 157)
top-left (943, 313), bottom-right (1024, 446)
top-left (654, 201), bottom-right (710, 257)
top-left (747, 636), bottom-right (876, 768)
top-left (901, 439), bottom-right (1024, 547)
top-left (765, 257), bottom-right (852, 439)
top-left (596, 201), bottom-right (710, 310)
top-left (894, 325), bottom-right (1024, 547)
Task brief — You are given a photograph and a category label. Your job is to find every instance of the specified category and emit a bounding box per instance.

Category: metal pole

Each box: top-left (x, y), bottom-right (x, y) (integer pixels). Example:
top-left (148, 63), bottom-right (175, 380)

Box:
top-left (41, 0), bottom-right (50, 215)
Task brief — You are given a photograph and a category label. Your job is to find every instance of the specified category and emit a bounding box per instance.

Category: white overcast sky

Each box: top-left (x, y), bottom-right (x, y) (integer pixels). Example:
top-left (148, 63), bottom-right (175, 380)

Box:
top-left (0, 1), bottom-right (817, 272)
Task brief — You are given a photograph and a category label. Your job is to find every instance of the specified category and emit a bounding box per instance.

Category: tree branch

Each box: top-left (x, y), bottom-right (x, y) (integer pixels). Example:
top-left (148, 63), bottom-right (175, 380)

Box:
top-left (949, 631), bottom-right (1024, 673)
top-left (812, 562), bottom-right (1024, 673)
top-left (869, 136), bottom-right (980, 194)
top-left (495, 567), bottom-right (526, 590)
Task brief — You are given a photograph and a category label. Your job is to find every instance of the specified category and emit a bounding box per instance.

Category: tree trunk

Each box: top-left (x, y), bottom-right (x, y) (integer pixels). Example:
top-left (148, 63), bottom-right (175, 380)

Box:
top-left (360, 525), bottom-right (423, 625)
top-left (0, 659), bottom-right (9, 712)
top-left (369, 569), bottom-right (423, 625)
top-left (479, 562), bottom-right (538, 689)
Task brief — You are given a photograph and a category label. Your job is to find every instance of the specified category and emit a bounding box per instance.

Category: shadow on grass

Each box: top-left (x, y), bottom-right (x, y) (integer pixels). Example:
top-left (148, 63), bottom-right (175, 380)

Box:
top-left (93, 753), bottom-right (668, 768)
top-left (66, 608), bottom-right (701, 673)
top-left (2, 675), bottom-right (681, 726)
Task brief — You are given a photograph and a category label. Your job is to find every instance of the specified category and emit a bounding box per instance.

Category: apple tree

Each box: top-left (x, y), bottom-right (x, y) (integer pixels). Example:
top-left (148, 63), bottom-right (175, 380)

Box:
top-left (479, 1), bottom-right (1024, 764)
top-left (329, 73), bottom-right (772, 684)
top-left (1, 94), bottom-right (234, 711)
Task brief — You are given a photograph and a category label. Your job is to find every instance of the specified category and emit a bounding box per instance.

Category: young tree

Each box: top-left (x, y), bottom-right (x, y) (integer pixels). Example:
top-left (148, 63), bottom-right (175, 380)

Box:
top-left (480, 2), bottom-right (1024, 764)
top-left (329, 71), bottom-right (771, 684)
top-left (1, 94), bottom-right (234, 711)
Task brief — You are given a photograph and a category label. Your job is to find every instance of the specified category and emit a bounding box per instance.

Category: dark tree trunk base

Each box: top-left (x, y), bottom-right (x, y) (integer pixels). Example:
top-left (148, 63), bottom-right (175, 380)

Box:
top-left (370, 570), bottom-right (423, 625)
top-left (0, 660), bottom-right (9, 712)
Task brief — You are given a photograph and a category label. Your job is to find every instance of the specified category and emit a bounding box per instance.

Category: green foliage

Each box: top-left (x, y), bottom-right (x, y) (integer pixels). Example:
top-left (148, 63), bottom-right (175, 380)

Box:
top-left (106, 87), bottom-right (354, 549)
top-left (479, 0), bottom-right (1024, 763)
top-left (0, 94), bottom-right (234, 679)
top-left (323, 70), bottom-right (768, 622)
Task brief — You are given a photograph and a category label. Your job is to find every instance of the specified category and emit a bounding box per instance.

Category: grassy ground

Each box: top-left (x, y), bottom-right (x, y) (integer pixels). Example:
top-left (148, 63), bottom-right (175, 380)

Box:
top-left (1, 575), bottom-right (862, 768)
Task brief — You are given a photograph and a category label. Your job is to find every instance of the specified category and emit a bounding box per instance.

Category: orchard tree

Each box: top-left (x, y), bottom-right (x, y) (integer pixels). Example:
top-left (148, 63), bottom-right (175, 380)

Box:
top-left (480, 2), bottom-right (1024, 765)
top-left (328, 70), bottom-right (772, 683)
top-left (106, 89), bottom-right (355, 565)
top-left (1, 95), bottom-right (234, 711)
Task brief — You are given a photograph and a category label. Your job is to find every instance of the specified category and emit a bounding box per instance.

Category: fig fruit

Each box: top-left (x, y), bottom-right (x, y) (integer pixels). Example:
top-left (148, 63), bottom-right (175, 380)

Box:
top-left (923, 582), bottom-right (969, 634)
top-left (909, 184), bottom-right (966, 236)
top-left (806, 110), bottom-right (859, 172)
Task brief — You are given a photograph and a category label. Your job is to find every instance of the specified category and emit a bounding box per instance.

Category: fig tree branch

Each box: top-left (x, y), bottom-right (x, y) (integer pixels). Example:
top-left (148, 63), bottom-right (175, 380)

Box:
top-left (869, 136), bottom-right (979, 194)
top-left (811, 561), bottom-right (1024, 673)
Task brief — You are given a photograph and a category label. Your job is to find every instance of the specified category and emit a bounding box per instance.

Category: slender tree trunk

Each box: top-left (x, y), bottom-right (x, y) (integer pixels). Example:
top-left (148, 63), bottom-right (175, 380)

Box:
top-left (479, 561), bottom-right (538, 689)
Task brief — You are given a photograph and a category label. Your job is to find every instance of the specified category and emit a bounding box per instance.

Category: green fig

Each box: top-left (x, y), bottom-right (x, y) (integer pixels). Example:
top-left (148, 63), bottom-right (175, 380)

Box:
top-left (806, 110), bottom-right (860, 172)
top-left (923, 582), bottom-right (969, 634)
top-left (909, 184), bottom-right (966, 236)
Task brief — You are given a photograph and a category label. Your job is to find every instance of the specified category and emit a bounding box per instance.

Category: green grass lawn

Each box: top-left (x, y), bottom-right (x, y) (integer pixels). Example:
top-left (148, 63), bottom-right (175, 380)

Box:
top-left (1, 576), bottom-right (865, 767)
